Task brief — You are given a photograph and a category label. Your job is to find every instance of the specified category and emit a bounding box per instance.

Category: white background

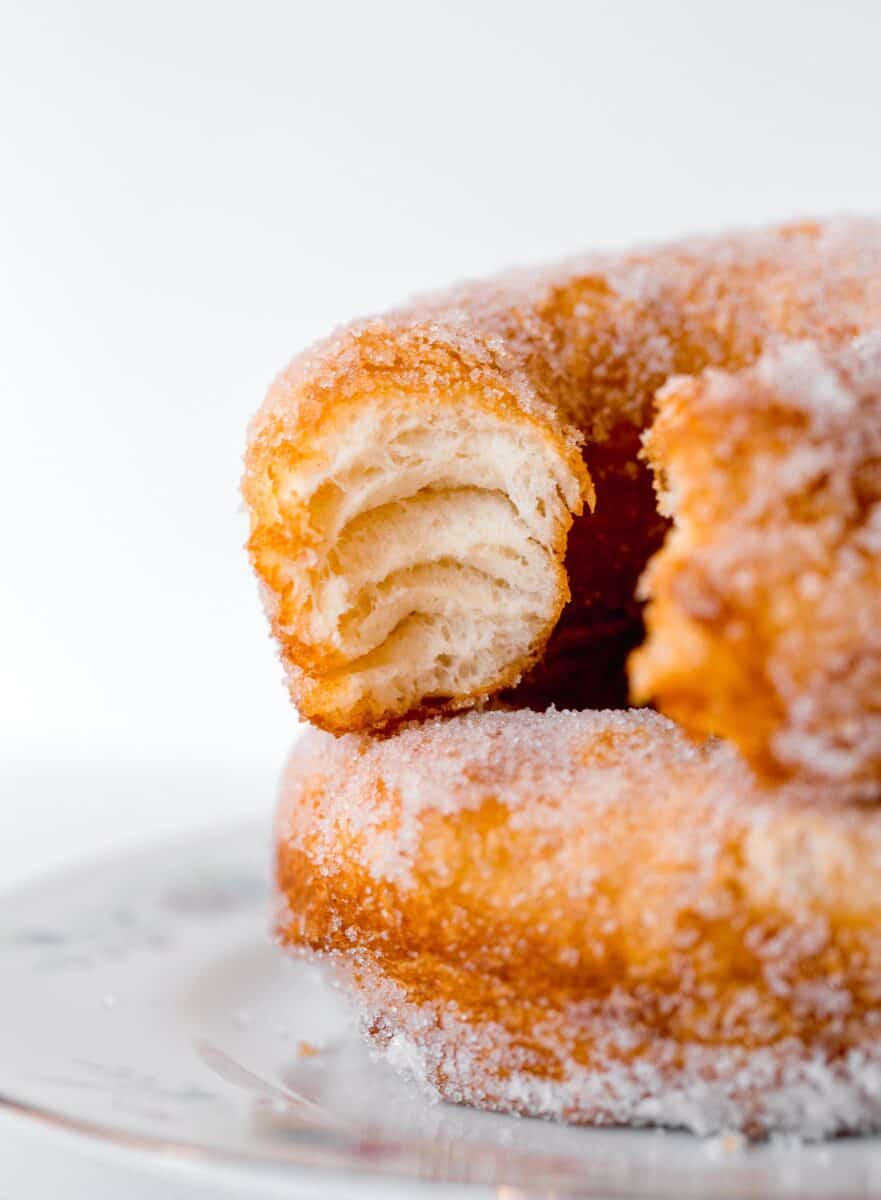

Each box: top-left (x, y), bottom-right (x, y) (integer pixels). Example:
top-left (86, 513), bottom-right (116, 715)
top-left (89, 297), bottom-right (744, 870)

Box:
top-left (1, 0), bottom-right (880, 1191)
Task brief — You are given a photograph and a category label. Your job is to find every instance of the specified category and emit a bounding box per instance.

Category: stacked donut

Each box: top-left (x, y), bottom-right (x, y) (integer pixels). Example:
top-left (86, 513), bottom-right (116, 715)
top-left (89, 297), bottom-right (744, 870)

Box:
top-left (245, 219), bottom-right (881, 1137)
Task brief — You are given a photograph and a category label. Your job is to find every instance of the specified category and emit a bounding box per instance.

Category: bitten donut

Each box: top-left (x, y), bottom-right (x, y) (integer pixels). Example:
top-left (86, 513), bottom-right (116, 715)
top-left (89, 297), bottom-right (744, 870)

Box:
top-left (275, 709), bottom-right (881, 1138)
top-left (630, 335), bottom-right (881, 796)
top-left (244, 219), bottom-right (881, 732)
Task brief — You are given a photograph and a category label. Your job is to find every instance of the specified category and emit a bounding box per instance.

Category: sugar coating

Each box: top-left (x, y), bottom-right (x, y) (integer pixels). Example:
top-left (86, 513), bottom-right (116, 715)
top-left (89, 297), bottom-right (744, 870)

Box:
top-left (254, 218), bottom-right (881, 447)
top-left (276, 709), bottom-right (881, 1138)
top-left (245, 218), bottom-right (881, 732)
top-left (349, 962), bottom-right (881, 1141)
top-left (279, 708), bottom-right (707, 885)
top-left (277, 707), bottom-right (881, 886)
top-left (632, 333), bottom-right (881, 794)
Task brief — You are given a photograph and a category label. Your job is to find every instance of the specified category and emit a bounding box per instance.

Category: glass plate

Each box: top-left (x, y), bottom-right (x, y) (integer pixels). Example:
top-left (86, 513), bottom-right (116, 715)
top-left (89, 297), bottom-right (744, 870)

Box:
top-left (3, 822), bottom-right (881, 1198)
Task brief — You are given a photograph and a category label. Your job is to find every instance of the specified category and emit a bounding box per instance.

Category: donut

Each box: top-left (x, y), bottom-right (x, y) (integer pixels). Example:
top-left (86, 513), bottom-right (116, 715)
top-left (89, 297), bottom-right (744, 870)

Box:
top-left (244, 219), bottom-right (881, 733)
top-left (275, 708), bottom-right (881, 1138)
top-left (630, 334), bottom-right (881, 796)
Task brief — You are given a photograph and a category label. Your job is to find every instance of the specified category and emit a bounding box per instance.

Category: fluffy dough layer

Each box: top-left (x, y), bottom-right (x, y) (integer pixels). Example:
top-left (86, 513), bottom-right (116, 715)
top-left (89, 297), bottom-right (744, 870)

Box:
top-left (245, 219), bottom-right (881, 732)
top-left (630, 335), bottom-right (881, 796)
top-left (275, 709), bottom-right (881, 1137)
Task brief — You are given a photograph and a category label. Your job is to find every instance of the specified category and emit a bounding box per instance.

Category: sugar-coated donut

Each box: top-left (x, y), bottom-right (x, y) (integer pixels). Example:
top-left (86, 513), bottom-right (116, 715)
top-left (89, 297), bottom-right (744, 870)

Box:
top-left (244, 219), bottom-right (881, 733)
top-left (630, 335), bottom-right (881, 796)
top-left (275, 709), bottom-right (881, 1138)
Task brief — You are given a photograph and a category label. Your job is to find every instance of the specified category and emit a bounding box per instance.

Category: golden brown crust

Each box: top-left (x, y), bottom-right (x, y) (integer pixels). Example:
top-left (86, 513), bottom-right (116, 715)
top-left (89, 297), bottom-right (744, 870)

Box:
top-left (630, 335), bottom-right (881, 795)
top-left (244, 219), bottom-right (881, 733)
top-left (275, 709), bottom-right (881, 1135)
